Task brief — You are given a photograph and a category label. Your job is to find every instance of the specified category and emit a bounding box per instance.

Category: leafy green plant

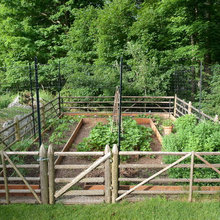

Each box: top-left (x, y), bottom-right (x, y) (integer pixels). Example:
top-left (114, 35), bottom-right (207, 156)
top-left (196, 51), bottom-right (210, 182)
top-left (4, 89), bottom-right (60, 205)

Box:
top-left (77, 117), bottom-right (153, 160)
top-left (0, 93), bottom-right (15, 109)
top-left (162, 119), bottom-right (173, 127)
top-left (6, 139), bottom-right (33, 176)
top-left (49, 116), bottom-right (76, 145)
top-left (162, 114), bottom-right (220, 185)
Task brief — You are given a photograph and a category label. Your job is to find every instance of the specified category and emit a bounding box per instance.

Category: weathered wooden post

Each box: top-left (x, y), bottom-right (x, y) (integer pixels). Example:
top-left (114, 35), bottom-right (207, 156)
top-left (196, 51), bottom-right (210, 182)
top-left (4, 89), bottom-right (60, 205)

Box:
top-left (173, 94), bottom-right (177, 117)
top-left (188, 152), bottom-right (194, 202)
top-left (112, 144), bottom-right (118, 203)
top-left (41, 104), bottom-right (46, 128)
top-left (14, 117), bottom-right (21, 141)
top-left (188, 101), bottom-right (192, 114)
top-left (1, 151), bottom-right (9, 204)
top-left (40, 144), bottom-right (49, 204)
top-left (48, 145), bottom-right (55, 204)
top-left (104, 145), bottom-right (111, 203)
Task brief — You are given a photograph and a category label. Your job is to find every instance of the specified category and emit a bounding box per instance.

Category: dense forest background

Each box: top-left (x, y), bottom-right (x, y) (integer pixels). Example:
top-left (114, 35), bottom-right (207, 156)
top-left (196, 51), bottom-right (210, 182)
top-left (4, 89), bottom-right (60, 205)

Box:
top-left (0, 0), bottom-right (219, 115)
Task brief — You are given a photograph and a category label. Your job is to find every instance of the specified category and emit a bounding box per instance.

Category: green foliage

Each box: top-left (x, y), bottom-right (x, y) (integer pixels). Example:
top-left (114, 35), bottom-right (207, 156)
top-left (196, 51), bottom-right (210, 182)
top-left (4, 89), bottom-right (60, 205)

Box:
top-left (162, 115), bottom-right (220, 184)
top-left (0, 93), bottom-right (14, 109)
top-left (0, 0), bottom-right (220, 112)
top-left (95, 0), bottom-right (136, 64)
top-left (77, 117), bottom-right (153, 159)
top-left (7, 139), bottom-right (33, 175)
top-left (49, 116), bottom-right (76, 145)
top-left (174, 114), bottom-right (197, 131)
top-left (202, 65), bottom-right (220, 116)
top-left (0, 106), bottom-right (31, 121)
top-left (162, 119), bottom-right (173, 127)
top-left (39, 91), bottom-right (55, 103)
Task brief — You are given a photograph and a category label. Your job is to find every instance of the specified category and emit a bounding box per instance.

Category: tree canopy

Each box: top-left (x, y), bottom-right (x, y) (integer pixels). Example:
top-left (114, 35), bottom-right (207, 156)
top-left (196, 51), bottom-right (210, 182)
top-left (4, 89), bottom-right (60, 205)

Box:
top-left (0, 0), bottom-right (219, 112)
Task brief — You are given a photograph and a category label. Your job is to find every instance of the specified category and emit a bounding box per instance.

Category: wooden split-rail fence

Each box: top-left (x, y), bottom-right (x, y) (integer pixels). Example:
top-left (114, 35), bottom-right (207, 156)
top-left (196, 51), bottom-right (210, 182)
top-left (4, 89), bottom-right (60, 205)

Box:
top-left (1, 94), bottom-right (219, 150)
top-left (0, 97), bottom-right (59, 150)
top-left (0, 145), bottom-right (219, 204)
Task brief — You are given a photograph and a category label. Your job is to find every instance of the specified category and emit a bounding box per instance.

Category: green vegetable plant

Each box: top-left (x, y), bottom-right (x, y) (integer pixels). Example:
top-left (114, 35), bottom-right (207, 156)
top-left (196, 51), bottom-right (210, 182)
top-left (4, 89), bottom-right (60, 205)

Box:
top-left (162, 114), bottom-right (220, 185)
top-left (162, 119), bottom-right (173, 127)
top-left (49, 116), bottom-right (76, 145)
top-left (77, 117), bottom-right (153, 161)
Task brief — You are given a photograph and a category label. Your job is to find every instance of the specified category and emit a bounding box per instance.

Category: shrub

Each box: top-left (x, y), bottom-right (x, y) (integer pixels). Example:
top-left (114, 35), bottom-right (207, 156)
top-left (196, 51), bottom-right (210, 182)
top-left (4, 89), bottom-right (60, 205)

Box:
top-left (0, 93), bottom-right (15, 109)
top-left (162, 114), bottom-right (220, 185)
top-left (77, 117), bottom-right (153, 160)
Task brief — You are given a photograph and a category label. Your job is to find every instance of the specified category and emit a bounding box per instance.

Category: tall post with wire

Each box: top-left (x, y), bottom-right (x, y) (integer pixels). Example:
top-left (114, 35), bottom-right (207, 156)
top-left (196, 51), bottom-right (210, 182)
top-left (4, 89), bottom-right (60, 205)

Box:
top-left (58, 61), bottom-right (62, 116)
top-left (118, 57), bottom-right (123, 151)
top-left (34, 57), bottom-right (42, 147)
top-left (199, 60), bottom-right (203, 118)
top-left (29, 62), bottom-right (36, 138)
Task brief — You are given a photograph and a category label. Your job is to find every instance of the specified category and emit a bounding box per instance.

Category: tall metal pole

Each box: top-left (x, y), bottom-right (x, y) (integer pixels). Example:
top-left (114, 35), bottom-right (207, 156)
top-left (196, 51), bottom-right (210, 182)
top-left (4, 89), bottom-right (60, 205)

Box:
top-left (29, 62), bottom-right (36, 138)
top-left (58, 61), bottom-right (62, 116)
top-left (34, 57), bottom-right (42, 147)
top-left (199, 60), bottom-right (203, 115)
top-left (118, 57), bottom-right (123, 151)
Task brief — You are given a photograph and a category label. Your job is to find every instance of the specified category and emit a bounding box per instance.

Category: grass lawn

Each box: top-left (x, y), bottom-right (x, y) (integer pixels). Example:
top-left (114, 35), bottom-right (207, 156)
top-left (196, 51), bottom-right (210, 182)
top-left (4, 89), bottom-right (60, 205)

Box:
top-left (0, 197), bottom-right (219, 220)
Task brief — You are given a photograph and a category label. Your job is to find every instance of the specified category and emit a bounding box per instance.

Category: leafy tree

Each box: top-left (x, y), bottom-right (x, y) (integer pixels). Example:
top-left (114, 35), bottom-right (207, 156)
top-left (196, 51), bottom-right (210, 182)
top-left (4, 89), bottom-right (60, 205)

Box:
top-left (95, 0), bottom-right (137, 64)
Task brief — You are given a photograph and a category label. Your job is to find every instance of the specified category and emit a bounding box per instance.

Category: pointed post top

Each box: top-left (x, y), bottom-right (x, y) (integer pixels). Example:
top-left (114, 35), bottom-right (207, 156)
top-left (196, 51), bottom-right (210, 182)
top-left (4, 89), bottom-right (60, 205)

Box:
top-left (48, 145), bottom-right (54, 154)
top-left (39, 144), bottom-right (46, 156)
top-left (112, 144), bottom-right (118, 154)
top-left (104, 145), bottom-right (110, 154)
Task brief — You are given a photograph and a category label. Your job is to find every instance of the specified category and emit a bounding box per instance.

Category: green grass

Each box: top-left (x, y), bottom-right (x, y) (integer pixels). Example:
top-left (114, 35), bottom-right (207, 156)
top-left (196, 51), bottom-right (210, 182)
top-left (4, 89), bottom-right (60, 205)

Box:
top-left (0, 197), bottom-right (219, 220)
top-left (0, 107), bottom-right (31, 123)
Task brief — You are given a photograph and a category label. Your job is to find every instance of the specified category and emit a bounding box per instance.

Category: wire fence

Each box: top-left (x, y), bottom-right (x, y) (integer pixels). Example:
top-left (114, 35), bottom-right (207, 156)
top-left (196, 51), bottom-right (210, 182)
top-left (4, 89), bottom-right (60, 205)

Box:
top-left (0, 62), bottom-right (219, 137)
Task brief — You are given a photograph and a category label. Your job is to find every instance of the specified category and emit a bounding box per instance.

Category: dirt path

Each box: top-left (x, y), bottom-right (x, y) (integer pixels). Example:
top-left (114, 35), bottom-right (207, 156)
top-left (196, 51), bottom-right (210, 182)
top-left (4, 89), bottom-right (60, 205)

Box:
top-left (55, 120), bottom-right (104, 179)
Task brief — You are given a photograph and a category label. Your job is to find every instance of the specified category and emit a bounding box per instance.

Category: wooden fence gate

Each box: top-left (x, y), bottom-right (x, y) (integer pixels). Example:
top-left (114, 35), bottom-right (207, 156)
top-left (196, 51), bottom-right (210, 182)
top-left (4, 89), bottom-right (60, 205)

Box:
top-left (48, 145), bottom-right (112, 204)
top-left (0, 150), bottom-right (41, 204)
top-left (1, 145), bottom-right (219, 204)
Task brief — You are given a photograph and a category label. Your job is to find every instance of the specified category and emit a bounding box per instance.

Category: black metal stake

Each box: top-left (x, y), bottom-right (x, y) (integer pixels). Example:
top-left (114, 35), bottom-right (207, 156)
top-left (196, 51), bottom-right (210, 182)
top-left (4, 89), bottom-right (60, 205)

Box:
top-left (58, 61), bottom-right (62, 116)
top-left (199, 61), bottom-right (203, 117)
top-left (34, 57), bottom-right (42, 147)
top-left (29, 62), bottom-right (36, 138)
top-left (118, 57), bottom-right (123, 151)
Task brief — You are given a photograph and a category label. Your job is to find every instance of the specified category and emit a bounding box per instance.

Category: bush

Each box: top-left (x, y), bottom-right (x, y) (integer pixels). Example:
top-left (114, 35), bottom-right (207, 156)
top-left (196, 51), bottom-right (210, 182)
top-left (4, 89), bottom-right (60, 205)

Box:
top-left (0, 93), bottom-right (15, 109)
top-left (39, 90), bottom-right (54, 103)
top-left (162, 114), bottom-right (220, 185)
top-left (77, 117), bottom-right (153, 160)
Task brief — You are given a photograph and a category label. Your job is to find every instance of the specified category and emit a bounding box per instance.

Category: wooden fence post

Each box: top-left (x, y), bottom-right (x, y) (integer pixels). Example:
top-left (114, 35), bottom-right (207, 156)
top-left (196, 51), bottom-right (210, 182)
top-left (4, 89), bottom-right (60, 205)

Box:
top-left (42, 104), bottom-right (46, 128)
top-left (173, 94), bottom-right (177, 117)
top-left (188, 101), bottom-right (192, 114)
top-left (104, 145), bottom-right (111, 203)
top-left (188, 151), bottom-right (194, 202)
top-left (1, 151), bottom-right (9, 204)
top-left (48, 144), bottom-right (55, 204)
top-left (40, 144), bottom-right (49, 204)
top-left (15, 117), bottom-right (21, 141)
top-left (112, 144), bottom-right (118, 203)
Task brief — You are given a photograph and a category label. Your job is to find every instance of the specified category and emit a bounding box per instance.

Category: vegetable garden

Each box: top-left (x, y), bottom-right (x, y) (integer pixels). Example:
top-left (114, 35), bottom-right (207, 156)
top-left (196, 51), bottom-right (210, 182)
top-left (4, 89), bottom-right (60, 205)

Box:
top-left (0, 93), bottom-right (219, 205)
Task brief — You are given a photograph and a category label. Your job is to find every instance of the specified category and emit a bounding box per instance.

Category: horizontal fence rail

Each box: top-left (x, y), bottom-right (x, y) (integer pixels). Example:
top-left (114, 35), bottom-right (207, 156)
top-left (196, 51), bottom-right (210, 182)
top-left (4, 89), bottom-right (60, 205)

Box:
top-left (1, 94), bottom-right (218, 151)
top-left (61, 96), bottom-right (175, 114)
top-left (174, 95), bottom-right (218, 123)
top-left (0, 97), bottom-right (59, 150)
top-left (1, 145), bottom-right (219, 204)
